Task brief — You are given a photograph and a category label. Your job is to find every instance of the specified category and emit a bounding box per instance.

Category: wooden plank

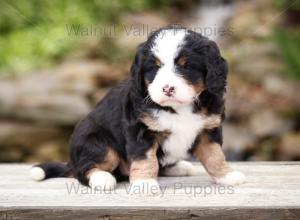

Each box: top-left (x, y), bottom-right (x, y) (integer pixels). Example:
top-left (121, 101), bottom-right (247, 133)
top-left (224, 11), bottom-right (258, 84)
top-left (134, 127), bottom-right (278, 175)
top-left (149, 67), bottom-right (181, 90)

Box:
top-left (0, 162), bottom-right (300, 220)
top-left (1, 208), bottom-right (300, 220)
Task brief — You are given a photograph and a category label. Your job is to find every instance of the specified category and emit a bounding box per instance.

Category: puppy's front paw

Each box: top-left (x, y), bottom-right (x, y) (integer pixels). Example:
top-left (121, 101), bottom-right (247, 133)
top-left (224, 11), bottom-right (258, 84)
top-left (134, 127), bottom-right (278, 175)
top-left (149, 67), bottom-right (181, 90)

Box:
top-left (129, 179), bottom-right (161, 196)
top-left (214, 171), bottom-right (246, 186)
top-left (89, 171), bottom-right (116, 191)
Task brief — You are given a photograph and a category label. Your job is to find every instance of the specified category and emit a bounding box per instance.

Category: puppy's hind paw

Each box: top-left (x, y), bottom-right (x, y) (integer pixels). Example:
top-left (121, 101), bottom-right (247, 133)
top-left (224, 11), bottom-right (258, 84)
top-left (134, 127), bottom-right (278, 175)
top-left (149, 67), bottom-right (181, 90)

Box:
top-left (89, 171), bottom-right (117, 191)
top-left (214, 171), bottom-right (246, 186)
top-left (164, 160), bottom-right (201, 177)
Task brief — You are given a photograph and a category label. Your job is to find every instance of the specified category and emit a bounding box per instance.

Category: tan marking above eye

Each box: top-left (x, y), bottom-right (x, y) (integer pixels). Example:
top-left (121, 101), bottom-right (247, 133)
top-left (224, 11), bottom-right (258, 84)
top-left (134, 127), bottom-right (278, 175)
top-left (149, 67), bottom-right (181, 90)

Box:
top-left (177, 56), bottom-right (188, 66)
top-left (155, 58), bottom-right (162, 67)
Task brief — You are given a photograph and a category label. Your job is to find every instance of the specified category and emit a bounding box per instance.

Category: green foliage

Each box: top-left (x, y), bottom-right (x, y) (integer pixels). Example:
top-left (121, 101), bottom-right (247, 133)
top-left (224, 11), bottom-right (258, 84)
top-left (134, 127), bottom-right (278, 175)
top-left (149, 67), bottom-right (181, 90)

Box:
top-left (274, 27), bottom-right (300, 79)
top-left (273, 0), bottom-right (300, 10)
top-left (0, 0), bottom-right (173, 74)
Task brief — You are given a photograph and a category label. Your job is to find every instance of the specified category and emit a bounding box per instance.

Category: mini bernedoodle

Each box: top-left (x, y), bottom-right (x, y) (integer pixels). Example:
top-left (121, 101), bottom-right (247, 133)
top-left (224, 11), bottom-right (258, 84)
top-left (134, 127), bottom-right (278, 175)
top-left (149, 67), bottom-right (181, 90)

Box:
top-left (31, 26), bottom-right (246, 195)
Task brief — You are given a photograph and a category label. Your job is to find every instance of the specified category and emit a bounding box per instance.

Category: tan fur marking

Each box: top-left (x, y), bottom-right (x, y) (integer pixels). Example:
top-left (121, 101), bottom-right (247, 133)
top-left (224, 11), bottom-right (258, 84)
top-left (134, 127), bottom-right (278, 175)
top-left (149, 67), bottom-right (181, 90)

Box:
top-left (140, 114), bottom-right (172, 138)
top-left (130, 143), bottom-right (159, 181)
top-left (198, 108), bottom-right (222, 130)
top-left (200, 107), bottom-right (208, 115)
top-left (140, 113), bottom-right (160, 131)
top-left (194, 135), bottom-right (231, 178)
top-left (193, 80), bottom-right (205, 94)
top-left (86, 148), bottom-right (120, 179)
top-left (177, 56), bottom-right (188, 66)
top-left (119, 158), bottom-right (130, 176)
top-left (155, 57), bottom-right (162, 67)
top-left (145, 79), bottom-right (151, 87)
top-left (203, 114), bottom-right (222, 129)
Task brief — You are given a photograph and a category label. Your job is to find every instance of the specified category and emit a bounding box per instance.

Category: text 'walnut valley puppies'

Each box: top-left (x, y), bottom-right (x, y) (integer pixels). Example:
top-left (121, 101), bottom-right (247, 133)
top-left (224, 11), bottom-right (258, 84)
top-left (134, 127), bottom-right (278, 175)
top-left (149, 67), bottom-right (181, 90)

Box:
top-left (30, 26), bottom-right (246, 196)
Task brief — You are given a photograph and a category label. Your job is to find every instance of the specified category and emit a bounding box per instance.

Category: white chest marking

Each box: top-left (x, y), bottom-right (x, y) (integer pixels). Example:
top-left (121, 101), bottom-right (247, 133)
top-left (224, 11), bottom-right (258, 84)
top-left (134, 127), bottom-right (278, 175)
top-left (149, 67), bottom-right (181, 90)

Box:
top-left (151, 106), bottom-right (207, 166)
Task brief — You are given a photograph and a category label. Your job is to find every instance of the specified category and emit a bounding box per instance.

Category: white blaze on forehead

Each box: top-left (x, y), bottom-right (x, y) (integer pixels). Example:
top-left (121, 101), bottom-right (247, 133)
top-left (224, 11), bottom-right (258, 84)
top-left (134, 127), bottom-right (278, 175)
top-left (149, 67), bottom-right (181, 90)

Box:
top-left (151, 29), bottom-right (187, 63)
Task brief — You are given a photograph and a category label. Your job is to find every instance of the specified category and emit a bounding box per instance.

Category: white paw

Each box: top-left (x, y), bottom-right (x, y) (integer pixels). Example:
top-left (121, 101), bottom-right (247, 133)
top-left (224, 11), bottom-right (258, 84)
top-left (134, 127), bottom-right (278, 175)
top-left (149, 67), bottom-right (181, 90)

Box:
top-left (214, 171), bottom-right (246, 185)
top-left (30, 167), bottom-right (46, 181)
top-left (89, 171), bottom-right (116, 191)
top-left (164, 160), bottom-right (201, 177)
top-left (129, 179), bottom-right (161, 196)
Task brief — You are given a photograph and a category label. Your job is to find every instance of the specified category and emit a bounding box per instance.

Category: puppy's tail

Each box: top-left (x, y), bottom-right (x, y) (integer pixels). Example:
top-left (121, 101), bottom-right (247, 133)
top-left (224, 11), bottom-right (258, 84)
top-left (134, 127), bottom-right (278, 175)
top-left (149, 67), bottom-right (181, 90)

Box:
top-left (30, 162), bottom-right (71, 181)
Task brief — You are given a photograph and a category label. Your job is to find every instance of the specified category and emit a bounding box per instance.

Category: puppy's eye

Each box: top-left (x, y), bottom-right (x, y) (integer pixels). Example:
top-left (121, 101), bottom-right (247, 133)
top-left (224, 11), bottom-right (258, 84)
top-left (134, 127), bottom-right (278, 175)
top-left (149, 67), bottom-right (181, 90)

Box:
top-left (155, 58), bottom-right (162, 67)
top-left (177, 56), bottom-right (188, 66)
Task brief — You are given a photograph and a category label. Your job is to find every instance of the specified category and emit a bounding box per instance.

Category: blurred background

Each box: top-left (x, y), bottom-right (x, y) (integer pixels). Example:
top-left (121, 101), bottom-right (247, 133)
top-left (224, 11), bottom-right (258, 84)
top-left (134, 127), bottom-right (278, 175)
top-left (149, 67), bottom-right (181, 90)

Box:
top-left (0, 0), bottom-right (299, 163)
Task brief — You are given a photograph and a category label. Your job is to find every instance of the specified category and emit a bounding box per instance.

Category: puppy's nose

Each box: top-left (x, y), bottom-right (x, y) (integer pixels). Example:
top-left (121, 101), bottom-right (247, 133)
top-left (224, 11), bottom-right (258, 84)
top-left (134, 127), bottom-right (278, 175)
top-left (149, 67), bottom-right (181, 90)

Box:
top-left (162, 84), bottom-right (175, 97)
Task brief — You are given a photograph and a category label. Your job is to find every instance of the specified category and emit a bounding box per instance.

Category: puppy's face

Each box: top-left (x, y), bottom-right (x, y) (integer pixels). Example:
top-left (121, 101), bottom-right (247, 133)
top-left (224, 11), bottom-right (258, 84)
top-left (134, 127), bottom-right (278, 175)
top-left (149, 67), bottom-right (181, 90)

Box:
top-left (142, 29), bottom-right (204, 108)
top-left (133, 27), bottom-right (227, 108)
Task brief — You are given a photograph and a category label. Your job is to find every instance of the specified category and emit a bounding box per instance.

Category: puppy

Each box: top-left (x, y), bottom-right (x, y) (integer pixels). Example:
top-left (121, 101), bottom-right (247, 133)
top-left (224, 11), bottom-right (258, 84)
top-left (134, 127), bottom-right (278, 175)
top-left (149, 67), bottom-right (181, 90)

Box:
top-left (30, 26), bottom-right (245, 195)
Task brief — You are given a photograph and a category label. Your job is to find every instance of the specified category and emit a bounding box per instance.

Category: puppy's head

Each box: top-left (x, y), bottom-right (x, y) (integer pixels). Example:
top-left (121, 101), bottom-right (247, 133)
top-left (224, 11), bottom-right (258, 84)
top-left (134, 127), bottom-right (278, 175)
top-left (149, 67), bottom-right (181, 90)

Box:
top-left (131, 26), bottom-right (228, 108)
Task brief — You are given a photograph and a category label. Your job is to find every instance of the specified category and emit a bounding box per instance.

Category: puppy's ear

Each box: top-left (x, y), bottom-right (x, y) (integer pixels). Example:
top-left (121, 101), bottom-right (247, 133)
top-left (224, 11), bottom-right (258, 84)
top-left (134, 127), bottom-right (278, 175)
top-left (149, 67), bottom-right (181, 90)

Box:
top-left (204, 41), bottom-right (228, 96)
top-left (130, 42), bottom-right (146, 87)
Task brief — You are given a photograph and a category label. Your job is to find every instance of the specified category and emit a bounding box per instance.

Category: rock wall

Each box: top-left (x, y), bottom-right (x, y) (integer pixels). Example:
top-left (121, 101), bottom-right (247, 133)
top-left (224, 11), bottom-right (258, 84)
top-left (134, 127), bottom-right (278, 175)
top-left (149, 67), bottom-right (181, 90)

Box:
top-left (0, 60), bottom-right (125, 162)
top-left (0, 0), bottom-right (299, 162)
top-left (222, 0), bottom-right (300, 160)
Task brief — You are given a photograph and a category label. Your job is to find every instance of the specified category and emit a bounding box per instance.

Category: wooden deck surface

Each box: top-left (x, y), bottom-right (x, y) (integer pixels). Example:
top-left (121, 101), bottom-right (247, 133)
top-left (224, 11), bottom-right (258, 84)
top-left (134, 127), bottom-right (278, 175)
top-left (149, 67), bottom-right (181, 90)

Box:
top-left (0, 162), bottom-right (300, 219)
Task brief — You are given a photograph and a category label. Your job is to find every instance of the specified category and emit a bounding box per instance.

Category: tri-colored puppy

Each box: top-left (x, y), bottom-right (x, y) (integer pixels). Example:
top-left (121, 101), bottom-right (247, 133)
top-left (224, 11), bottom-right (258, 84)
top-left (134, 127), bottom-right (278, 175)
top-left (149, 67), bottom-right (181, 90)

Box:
top-left (31, 26), bottom-right (245, 195)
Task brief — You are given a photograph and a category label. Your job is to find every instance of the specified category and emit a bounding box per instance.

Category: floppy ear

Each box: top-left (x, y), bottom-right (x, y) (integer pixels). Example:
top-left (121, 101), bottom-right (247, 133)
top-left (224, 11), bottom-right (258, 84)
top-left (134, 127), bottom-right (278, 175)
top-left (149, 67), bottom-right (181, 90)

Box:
top-left (204, 41), bottom-right (228, 96)
top-left (125, 42), bottom-right (147, 120)
top-left (130, 42), bottom-right (146, 91)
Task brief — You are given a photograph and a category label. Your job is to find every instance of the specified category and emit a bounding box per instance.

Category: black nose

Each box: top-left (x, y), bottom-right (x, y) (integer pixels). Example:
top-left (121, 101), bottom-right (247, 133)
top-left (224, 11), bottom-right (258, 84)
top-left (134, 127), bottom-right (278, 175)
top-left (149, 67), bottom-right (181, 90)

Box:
top-left (162, 84), bottom-right (175, 97)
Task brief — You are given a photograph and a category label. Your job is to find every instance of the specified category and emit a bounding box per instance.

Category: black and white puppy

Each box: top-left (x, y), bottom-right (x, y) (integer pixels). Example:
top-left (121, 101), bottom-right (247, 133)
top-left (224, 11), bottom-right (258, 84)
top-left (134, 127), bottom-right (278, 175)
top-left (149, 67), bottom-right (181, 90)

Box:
top-left (31, 26), bottom-right (245, 194)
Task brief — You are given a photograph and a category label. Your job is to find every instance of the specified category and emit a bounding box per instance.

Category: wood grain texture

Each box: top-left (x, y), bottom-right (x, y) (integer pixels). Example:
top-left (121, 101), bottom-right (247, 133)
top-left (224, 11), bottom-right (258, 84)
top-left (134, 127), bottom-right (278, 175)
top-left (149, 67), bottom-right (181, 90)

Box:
top-left (0, 162), bottom-right (300, 220)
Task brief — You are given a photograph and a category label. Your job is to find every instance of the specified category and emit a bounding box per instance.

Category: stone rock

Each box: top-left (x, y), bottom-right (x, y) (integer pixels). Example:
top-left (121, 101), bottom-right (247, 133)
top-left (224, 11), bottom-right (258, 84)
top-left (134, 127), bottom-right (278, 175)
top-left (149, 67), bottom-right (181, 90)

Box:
top-left (18, 71), bottom-right (93, 96)
top-left (230, 0), bottom-right (274, 39)
top-left (234, 56), bottom-right (281, 82)
top-left (0, 90), bottom-right (91, 125)
top-left (231, 12), bottom-right (260, 39)
top-left (225, 75), bottom-right (267, 118)
top-left (223, 123), bottom-right (256, 160)
top-left (227, 42), bottom-right (281, 82)
top-left (0, 121), bottom-right (69, 150)
top-left (0, 148), bottom-right (24, 162)
top-left (57, 60), bottom-right (123, 87)
top-left (278, 133), bottom-right (300, 160)
top-left (13, 93), bottom-right (91, 125)
top-left (255, 138), bottom-right (278, 161)
top-left (263, 75), bottom-right (291, 95)
top-left (0, 60), bottom-right (127, 125)
top-left (262, 75), bottom-right (300, 107)
top-left (249, 110), bottom-right (293, 138)
top-left (0, 81), bottom-right (18, 115)
top-left (12, 60), bottom-right (123, 97)
top-left (92, 89), bottom-right (110, 105)
top-left (26, 141), bottom-right (67, 163)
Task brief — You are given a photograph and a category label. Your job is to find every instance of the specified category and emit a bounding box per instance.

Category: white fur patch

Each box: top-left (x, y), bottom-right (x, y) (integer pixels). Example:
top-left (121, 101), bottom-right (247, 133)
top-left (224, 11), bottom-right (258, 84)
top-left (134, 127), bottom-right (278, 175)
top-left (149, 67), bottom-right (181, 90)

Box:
top-left (214, 171), bottom-right (246, 185)
top-left (151, 29), bottom-right (186, 64)
top-left (148, 29), bottom-right (195, 107)
top-left (164, 160), bottom-right (201, 176)
top-left (89, 171), bottom-right (116, 191)
top-left (129, 179), bottom-right (161, 196)
top-left (30, 167), bottom-right (46, 181)
top-left (151, 105), bottom-right (208, 166)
